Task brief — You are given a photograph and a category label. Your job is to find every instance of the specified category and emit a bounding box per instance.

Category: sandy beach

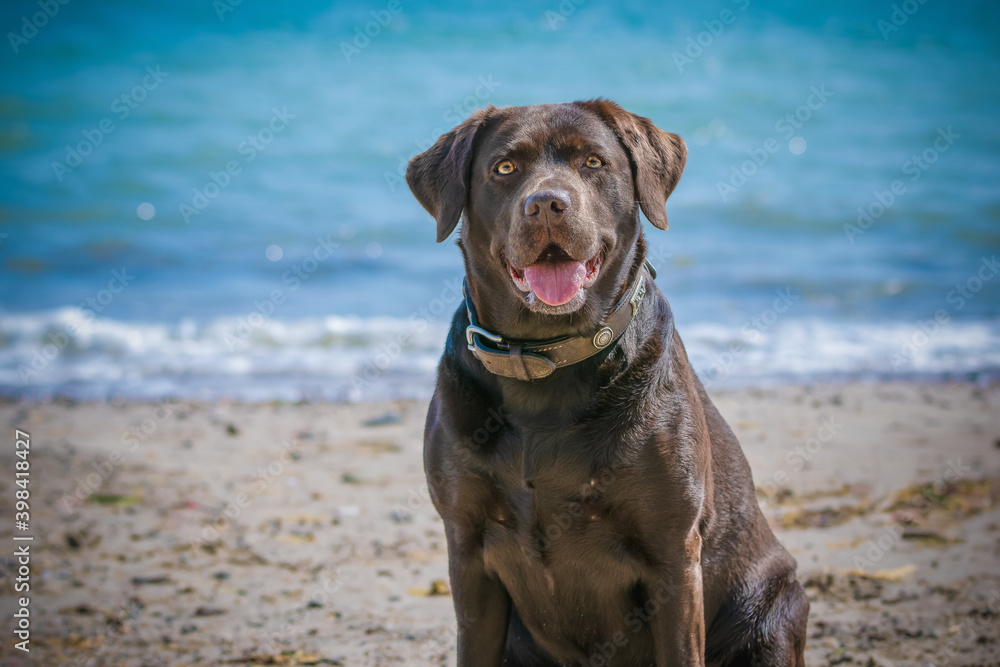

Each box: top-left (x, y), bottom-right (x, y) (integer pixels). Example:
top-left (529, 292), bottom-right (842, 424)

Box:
top-left (3, 1), bottom-right (998, 666)
top-left (1, 381), bottom-right (998, 666)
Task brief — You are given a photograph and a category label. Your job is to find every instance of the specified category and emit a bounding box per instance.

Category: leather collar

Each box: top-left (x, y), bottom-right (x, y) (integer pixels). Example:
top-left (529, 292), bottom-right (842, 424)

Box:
top-left (464, 259), bottom-right (656, 381)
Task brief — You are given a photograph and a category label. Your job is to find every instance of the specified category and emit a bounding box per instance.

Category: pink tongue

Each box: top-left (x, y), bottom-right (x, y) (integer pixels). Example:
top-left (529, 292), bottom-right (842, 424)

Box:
top-left (523, 261), bottom-right (586, 306)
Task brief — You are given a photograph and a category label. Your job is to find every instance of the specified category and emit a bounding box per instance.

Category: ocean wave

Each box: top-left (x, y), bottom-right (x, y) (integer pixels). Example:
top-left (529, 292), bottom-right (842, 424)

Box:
top-left (0, 308), bottom-right (997, 401)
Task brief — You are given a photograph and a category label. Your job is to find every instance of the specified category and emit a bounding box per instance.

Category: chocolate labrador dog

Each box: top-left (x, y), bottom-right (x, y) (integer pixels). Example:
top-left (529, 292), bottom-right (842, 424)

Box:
top-left (406, 101), bottom-right (808, 667)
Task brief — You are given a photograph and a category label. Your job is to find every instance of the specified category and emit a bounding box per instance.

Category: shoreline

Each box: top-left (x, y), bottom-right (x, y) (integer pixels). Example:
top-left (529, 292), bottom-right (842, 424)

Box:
top-left (4, 372), bottom-right (1000, 407)
top-left (1, 380), bottom-right (998, 665)
top-left (3, 306), bottom-right (999, 406)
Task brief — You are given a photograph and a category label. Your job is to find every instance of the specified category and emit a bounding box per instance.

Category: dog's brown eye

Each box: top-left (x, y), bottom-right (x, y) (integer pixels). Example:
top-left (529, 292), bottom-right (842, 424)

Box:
top-left (585, 156), bottom-right (603, 168)
top-left (495, 160), bottom-right (516, 175)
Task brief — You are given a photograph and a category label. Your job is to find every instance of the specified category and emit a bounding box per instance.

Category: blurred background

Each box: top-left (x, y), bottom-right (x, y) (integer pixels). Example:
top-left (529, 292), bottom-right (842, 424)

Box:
top-left (1, 0), bottom-right (998, 402)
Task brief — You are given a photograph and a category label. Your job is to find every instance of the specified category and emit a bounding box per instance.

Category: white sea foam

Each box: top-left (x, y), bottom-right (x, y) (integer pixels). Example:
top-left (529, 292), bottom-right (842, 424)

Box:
top-left (1, 309), bottom-right (997, 401)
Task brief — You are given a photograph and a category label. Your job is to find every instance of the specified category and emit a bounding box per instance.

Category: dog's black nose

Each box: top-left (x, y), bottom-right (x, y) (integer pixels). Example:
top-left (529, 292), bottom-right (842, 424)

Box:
top-left (524, 190), bottom-right (570, 218)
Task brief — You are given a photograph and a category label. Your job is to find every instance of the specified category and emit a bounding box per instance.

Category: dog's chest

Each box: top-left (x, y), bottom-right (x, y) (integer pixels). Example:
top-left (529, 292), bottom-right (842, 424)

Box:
top-left (478, 430), bottom-right (657, 593)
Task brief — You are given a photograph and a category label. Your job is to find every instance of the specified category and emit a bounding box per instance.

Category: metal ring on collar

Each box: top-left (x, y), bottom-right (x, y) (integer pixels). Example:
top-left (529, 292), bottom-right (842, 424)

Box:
top-left (593, 327), bottom-right (614, 348)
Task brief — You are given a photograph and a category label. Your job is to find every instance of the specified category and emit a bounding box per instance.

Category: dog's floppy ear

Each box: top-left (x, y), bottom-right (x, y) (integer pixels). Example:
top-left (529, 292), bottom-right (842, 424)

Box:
top-left (575, 99), bottom-right (687, 230)
top-left (406, 107), bottom-right (494, 243)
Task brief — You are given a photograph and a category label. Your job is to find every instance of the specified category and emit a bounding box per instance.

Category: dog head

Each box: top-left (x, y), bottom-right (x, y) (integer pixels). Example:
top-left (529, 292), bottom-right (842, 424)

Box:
top-left (407, 100), bottom-right (686, 338)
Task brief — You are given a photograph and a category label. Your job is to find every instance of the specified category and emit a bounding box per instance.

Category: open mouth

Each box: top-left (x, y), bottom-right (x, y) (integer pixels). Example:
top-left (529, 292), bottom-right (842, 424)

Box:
top-left (506, 244), bottom-right (603, 307)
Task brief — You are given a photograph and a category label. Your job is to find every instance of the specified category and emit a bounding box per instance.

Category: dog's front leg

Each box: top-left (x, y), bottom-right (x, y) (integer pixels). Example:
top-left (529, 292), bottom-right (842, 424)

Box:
top-left (648, 530), bottom-right (706, 667)
top-left (446, 526), bottom-right (511, 666)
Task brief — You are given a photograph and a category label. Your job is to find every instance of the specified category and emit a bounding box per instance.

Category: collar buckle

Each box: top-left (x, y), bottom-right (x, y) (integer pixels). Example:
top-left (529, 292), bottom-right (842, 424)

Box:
top-left (466, 324), bottom-right (504, 350)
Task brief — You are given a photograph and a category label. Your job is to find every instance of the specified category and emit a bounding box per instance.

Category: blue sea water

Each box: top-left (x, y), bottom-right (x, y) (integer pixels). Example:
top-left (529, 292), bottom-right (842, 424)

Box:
top-left (0, 0), bottom-right (998, 400)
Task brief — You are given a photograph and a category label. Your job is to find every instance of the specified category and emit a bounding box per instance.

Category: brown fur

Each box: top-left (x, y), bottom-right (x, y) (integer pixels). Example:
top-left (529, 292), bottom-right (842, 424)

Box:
top-left (406, 101), bottom-right (808, 666)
